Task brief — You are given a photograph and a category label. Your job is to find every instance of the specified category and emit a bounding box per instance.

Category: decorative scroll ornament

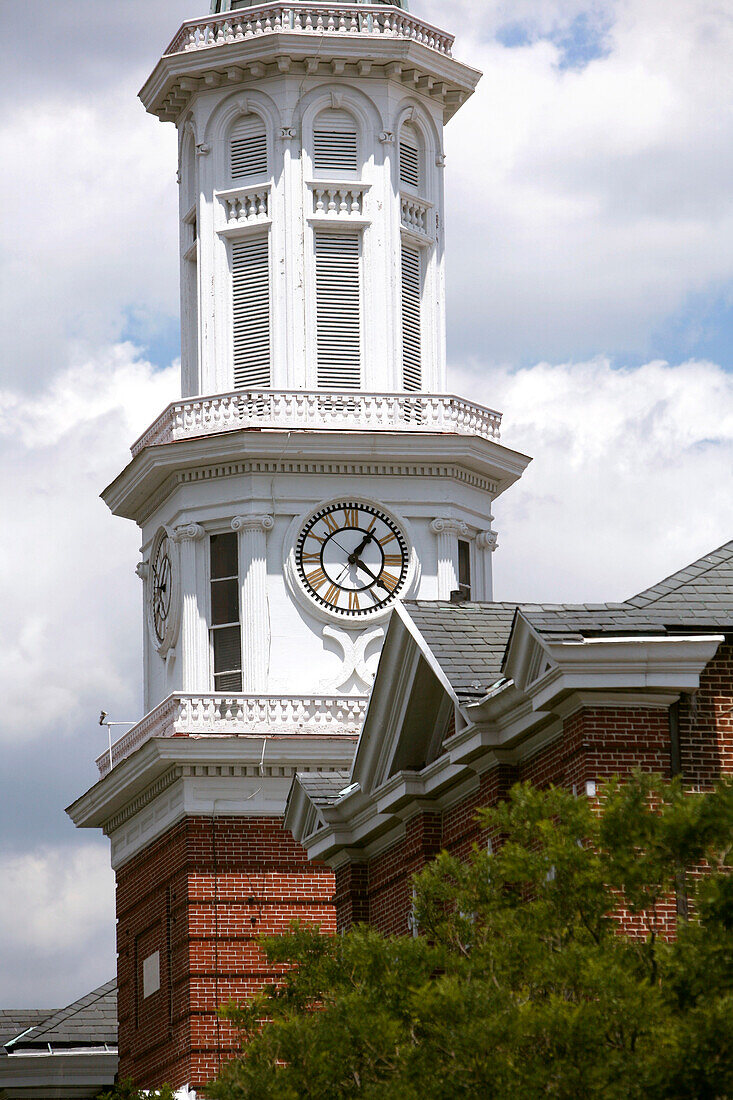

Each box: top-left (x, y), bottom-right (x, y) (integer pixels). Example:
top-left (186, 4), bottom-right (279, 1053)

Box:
top-left (280, 126), bottom-right (297, 140)
top-left (195, 142), bottom-right (211, 157)
top-left (477, 530), bottom-right (499, 552)
top-left (135, 562), bottom-right (150, 580)
top-left (320, 625), bottom-right (385, 693)
top-left (231, 514), bottom-right (274, 533)
top-left (430, 517), bottom-right (469, 537)
top-left (169, 522), bottom-right (206, 543)
top-left (379, 130), bottom-right (395, 144)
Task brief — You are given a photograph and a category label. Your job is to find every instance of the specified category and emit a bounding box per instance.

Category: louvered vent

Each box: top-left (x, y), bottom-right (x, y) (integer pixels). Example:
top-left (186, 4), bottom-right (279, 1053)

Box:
top-left (315, 232), bottom-right (361, 389)
top-left (401, 243), bottom-right (422, 391)
top-left (313, 109), bottom-right (358, 174)
top-left (232, 236), bottom-right (271, 388)
top-left (400, 140), bottom-right (420, 190)
top-left (231, 117), bottom-right (268, 180)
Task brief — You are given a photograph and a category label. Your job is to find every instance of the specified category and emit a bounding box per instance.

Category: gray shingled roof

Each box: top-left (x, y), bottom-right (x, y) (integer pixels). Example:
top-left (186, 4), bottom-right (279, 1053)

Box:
top-left (295, 771), bottom-right (352, 807)
top-left (0, 1010), bottom-right (54, 1054)
top-left (6, 980), bottom-right (117, 1052)
top-left (404, 602), bottom-right (517, 700)
top-left (402, 541), bottom-right (733, 700)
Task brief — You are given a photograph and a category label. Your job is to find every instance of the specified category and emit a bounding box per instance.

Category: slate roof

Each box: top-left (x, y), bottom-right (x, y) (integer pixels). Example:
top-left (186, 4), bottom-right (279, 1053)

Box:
top-left (5, 980), bottom-right (117, 1052)
top-left (403, 541), bottom-right (733, 700)
top-left (0, 1011), bottom-right (53, 1054)
top-left (295, 771), bottom-right (352, 807)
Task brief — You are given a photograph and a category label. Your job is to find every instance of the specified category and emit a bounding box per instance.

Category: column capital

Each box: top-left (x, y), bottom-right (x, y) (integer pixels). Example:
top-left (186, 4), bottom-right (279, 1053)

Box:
top-left (169, 523), bottom-right (206, 543)
top-left (135, 562), bottom-right (150, 580)
top-left (430, 517), bottom-right (468, 537)
top-left (476, 530), bottom-right (499, 553)
top-left (232, 514), bottom-right (274, 533)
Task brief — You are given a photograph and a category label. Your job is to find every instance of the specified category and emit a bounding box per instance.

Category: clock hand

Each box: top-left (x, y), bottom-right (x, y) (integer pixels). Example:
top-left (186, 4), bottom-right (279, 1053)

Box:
top-left (348, 530), bottom-right (374, 564)
top-left (353, 558), bottom-right (390, 593)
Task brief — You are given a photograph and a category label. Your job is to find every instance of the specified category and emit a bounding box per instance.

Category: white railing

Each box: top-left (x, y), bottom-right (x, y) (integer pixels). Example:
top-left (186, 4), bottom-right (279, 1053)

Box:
top-left (310, 181), bottom-right (369, 218)
top-left (401, 195), bottom-right (431, 237)
top-left (97, 693), bottom-right (368, 776)
top-left (131, 390), bottom-right (502, 455)
top-left (218, 185), bottom-right (271, 226)
top-left (166, 4), bottom-right (454, 59)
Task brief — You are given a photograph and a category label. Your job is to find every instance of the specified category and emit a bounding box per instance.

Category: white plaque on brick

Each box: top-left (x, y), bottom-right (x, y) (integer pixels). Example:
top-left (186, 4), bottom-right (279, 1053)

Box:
top-left (143, 950), bottom-right (160, 998)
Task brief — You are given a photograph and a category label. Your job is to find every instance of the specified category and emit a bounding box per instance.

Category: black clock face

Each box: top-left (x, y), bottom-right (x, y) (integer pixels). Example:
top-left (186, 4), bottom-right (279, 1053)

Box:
top-left (151, 534), bottom-right (173, 644)
top-left (296, 502), bottom-right (409, 617)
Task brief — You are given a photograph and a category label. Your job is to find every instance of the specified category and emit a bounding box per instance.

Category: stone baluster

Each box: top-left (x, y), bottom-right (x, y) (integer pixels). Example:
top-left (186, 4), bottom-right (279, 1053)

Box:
top-left (170, 523), bottom-right (207, 692)
top-left (430, 517), bottom-right (468, 599)
top-left (232, 514), bottom-right (274, 693)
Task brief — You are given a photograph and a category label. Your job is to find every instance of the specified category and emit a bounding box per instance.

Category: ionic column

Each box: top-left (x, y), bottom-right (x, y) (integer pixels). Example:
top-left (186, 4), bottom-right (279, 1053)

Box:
top-left (476, 529), bottom-right (499, 602)
top-left (170, 523), bottom-right (207, 692)
top-left (430, 517), bottom-right (468, 600)
top-left (232, 514), bottom-right (274, 693)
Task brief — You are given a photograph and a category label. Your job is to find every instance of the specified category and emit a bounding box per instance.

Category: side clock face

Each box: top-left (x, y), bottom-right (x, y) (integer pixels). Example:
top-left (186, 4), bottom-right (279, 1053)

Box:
top-left (151, 531), bottom-right (173, 645)
top-left (296, 502), bottom-right (409, 617)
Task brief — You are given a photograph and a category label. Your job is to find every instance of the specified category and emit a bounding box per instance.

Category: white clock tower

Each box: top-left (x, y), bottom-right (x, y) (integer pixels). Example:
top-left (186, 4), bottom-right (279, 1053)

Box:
top-left (69, 0), bottom-right (530, 1091)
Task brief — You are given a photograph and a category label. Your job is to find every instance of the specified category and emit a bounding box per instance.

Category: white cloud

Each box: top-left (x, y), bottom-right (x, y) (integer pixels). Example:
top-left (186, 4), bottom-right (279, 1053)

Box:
top-left (0, 347), bottom-right (177, 744)
top-left (454, 356), bottom-right (733, 602)
top-left (0, 842), bottom-right (115, 1007)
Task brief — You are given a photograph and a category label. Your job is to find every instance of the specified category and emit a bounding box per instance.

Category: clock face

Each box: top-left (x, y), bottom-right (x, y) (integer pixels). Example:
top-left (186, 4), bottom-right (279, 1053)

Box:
top-left (296, 502), bottom-right (409, 617)
top-left (151, 531), bottom-right (173, 645)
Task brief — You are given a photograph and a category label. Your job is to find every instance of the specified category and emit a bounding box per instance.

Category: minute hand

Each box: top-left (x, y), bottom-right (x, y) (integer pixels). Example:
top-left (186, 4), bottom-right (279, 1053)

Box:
top-left (354, 558), bottom-right (390, 593)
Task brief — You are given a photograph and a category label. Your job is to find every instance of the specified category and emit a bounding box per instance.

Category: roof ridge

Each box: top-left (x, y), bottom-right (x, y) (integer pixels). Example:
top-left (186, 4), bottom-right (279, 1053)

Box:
top-left (629, 539), bottom-right (733, 607)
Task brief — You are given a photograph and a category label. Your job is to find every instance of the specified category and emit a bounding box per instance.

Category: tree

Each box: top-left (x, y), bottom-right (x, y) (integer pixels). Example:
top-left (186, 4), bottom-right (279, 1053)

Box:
top-left (205, 773), bottom-right (733, 1099)
top-left (97, 1081), bottom-right (176, 1100)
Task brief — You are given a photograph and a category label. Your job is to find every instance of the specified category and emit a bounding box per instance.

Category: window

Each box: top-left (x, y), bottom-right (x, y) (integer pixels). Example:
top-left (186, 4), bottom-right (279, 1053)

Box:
top-left (210, 533), bottom-right (242, 692)
top-left (399, 126), bottom-right (421, 191)
top-left (315, 232), bottom-right (361, 389)
top-left (232, 235), bottom-right (270, 388)
top-left (458, 539), bottom-right (471, 599)
top-left (401, 243), bottom-right (422, 391)
top-left (230, 116), bottom-right (268, 180)
top-left (313, 109), bottom-right (358, 175)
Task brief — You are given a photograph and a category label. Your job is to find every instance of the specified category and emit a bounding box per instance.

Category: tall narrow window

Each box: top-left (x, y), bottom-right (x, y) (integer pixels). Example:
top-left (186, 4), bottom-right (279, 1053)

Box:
top-left (315, 232), bottom-right (361, 389)
top-left (401, 243), bottom-right (422, 391)
top-left (210, 533), bottom-right (242, 692)
top-left (458, 539), bottom-right (472, 600)
top-left (399, 130), bottom-right (420, 191)
top-left (230, 116), bottom-right (268, 181)
top-left (313, 109), bottom-right (358, 175)
top-left (232, 235), bottom-right (270, 388)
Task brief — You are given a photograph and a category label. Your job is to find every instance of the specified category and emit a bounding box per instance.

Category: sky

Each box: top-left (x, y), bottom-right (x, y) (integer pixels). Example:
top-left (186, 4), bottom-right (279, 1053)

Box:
top-left (1, 0), bottom-right (732, 1008)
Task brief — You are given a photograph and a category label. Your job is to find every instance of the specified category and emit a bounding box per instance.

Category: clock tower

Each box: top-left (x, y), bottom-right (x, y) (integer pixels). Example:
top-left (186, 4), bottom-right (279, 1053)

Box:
top-left (68, 0), bottom-right (531, 1092)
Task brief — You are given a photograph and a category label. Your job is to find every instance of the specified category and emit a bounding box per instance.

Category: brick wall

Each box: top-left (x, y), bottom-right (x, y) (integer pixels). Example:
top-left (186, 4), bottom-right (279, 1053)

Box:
top-left (679, 641), bottom-right (733, 787)
top-left (116, 815), bottom-right (335, 1091)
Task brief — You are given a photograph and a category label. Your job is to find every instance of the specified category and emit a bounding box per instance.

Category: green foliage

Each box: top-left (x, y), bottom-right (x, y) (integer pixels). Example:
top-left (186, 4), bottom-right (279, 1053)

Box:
top-left (97, 1080), bottom-right (176, 1100)
top-left (205, 773), bottom-right (733, 1099)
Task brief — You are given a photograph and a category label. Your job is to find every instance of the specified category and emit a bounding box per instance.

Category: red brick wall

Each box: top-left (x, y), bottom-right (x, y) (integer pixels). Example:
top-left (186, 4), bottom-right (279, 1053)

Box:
top-left (116, 815), bottom-right (335, 1091)
top-left (679, 641), bottom-right (733, 787)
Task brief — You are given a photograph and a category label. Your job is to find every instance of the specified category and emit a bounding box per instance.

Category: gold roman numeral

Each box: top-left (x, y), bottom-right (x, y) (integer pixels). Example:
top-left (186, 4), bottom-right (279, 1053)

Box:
top-left (378, 532), bottom-right (397, 546)
top-left (322, 513), bottom-right (339, 534)
top-left (348, 591), bottom-right (360, 611)
top-left (324, 583), bottom-right (341, 606)
top-left (383, 554), bottom-right (403, 567)
top-left (301, 552), bottom-right (320, 563)
top-left (344, 507), bottom-right (359, 528)
top-left (380, 573), bottom-right (400, 593)
top-left (307, 532), bottom-right (326, 545)
top-left (306, 569), bottom-right (327, 591)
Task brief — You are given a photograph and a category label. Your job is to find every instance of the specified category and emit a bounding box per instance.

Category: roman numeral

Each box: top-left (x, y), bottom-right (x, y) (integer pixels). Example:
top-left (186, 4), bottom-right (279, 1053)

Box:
top-left (322, 513), bottom-right (339, 534)
top-left (301, 552), bottom-right (320, 563)
top-left (344, 507), bottom-right (359, 528)
top-left (307, 533), bottom-right (326, 545)
top-left (380, 572), bottom-right (400, 593)
top-left (383, 554), bottom-right (403, 568)
top-left (348, 591), bottom-right (360, 611)
top-left (324, 583), bottom-right (341, 606)
top-left (306, 569), bottom-right (327, 591)
top-left (378, 532), bottom-right (397, 546)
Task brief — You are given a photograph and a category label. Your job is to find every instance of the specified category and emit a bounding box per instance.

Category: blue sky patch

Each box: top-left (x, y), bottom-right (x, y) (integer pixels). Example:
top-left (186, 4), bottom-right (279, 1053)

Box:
top-left (121, 309), bottom-right (181, 370)
top-left (496, 7), bottom-right (613, 71)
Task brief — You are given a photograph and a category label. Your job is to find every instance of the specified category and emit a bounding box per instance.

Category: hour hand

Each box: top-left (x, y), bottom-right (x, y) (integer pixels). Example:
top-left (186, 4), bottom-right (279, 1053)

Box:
top-left (354, 558), bottom-right (389, 592)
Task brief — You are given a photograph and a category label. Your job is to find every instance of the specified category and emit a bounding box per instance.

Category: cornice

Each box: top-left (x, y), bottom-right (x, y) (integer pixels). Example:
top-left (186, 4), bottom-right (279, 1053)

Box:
top-left (103, 429), bottom-right (529, 522)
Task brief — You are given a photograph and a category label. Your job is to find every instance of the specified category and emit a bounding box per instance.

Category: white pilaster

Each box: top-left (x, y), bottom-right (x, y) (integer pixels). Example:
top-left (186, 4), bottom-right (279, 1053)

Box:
top-left (430, 517), bottom-right (468, 600)
top-left (476, 529), bottom-right (499, 602)
top-left (232, 514), bottom-right (274, 693)
top-left (171, 523), bottom-right (207, 692)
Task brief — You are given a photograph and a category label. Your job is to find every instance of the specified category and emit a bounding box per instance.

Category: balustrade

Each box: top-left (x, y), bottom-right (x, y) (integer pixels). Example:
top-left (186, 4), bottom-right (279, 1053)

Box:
top-left (131, 390), bottom-right (502, 455)
top-left (401, 195), bottom-right (431, 237)
top-left (310, 182), bottom-right (367, 218)
top-left (220, 186), bottom-right (270, 225)
top-left (96, 692), bottom-right (368, 776)
top-left (166, 4), bottom-right (454, 57)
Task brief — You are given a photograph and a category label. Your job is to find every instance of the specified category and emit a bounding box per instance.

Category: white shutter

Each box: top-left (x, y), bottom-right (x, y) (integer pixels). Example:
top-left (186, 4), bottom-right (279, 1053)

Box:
top-left (313, 109), bottom-right (358, 174)
top-left (232, 236), bottom-right (271, 389)
top-left (399, 138), bottom-right (420, 191)
top-left (231, 117), bottom-right (268, 180)
top-left (315, 232), bottom-right (361, 389)
top-left (401, 243), bottom-right (422, 391)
